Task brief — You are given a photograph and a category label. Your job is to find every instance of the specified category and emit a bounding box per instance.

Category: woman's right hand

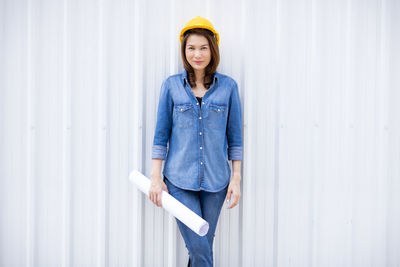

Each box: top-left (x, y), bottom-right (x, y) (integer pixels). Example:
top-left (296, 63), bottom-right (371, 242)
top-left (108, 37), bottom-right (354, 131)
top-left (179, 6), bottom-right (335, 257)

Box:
top-left (149, 175), bottom-right (168, 207)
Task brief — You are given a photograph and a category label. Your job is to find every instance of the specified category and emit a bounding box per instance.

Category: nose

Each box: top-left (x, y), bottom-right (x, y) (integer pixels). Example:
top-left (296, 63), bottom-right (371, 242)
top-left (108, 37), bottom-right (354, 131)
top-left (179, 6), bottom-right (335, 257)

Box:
top-left (194, 50), bottom-right (202, 58)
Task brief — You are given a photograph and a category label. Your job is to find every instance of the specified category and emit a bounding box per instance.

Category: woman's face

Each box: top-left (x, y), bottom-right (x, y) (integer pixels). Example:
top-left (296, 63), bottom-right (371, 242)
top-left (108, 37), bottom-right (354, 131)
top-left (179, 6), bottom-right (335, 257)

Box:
top-left (185, 34), bottom-right (211, 72)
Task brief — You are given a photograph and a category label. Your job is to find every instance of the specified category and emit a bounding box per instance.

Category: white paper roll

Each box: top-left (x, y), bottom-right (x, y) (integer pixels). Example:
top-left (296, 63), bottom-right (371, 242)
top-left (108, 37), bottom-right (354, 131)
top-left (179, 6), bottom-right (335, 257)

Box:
top-left (129, 170), bottom-right (209, 236)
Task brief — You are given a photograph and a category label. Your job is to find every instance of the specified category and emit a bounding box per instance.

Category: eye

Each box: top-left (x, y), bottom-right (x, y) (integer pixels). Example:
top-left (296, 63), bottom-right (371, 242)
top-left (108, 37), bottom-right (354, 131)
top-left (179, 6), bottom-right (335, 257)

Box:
top-left (188, 47), bottom-right (194, 50)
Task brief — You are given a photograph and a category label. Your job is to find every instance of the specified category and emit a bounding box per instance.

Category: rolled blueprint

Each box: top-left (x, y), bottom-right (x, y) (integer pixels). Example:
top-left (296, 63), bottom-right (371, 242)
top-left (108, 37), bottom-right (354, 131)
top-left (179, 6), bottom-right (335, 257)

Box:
top-left (129, 170), bottom-right (209, 236)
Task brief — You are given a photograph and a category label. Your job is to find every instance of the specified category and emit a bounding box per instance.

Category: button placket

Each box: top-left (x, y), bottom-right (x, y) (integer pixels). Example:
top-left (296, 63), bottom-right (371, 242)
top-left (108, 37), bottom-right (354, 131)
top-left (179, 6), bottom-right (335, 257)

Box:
top-left (198, 100), bottom-right (205, 185)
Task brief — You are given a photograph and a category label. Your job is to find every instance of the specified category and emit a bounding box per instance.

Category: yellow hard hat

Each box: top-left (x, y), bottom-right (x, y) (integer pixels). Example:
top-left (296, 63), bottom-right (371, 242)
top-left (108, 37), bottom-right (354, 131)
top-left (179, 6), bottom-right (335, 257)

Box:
top-left (179, 16), bottom-right (219, 46)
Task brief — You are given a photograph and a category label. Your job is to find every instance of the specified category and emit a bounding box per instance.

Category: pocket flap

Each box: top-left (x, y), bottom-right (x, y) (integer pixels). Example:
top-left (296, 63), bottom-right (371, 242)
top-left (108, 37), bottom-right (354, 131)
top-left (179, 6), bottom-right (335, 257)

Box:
top-left (175, 103), bottom-right (192, 112)
top-left (209, 103), bottom-right (226, 112)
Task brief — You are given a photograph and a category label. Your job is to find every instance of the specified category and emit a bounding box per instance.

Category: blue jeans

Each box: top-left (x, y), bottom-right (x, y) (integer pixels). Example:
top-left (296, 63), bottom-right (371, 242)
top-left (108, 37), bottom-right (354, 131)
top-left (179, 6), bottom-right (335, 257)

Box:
top-left (164, 175), bottom-right (228, 267)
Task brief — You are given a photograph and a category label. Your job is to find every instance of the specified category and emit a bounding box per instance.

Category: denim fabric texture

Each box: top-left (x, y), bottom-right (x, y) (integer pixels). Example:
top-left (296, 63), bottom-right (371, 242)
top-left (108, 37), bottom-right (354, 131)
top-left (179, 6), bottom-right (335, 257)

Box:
top-left (164, 176), bottom-right (228, 267)
top-left (152, 70), bottom-right (243, 192)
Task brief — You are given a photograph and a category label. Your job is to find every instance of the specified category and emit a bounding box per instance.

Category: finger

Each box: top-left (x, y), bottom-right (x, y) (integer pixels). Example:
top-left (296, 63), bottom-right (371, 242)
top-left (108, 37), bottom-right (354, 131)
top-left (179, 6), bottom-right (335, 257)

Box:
top-left (226, 190), bottom-right (232, 202)
top-left (154, 193), bottom-right (158, 206)
top-left (229, 195), bottom-right (238, 209)
top-left (232, 200), bottom-right (238, 207)
top-left (227, 196), bottom-right (234, 209)
top-left (158, 194), bottom-right (162, 207)
top-left (152, 193), bottom-right (158, 206)
top-left (162, 184), bottom-right (169, 194)
top-left (232, 195), bottom-right (240, 208)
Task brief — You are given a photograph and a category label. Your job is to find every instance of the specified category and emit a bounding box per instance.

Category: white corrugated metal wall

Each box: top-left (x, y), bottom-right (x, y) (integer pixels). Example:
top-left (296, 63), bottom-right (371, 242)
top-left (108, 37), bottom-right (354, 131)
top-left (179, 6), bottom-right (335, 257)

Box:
top-left (1, 0), bottom-right (399, 266)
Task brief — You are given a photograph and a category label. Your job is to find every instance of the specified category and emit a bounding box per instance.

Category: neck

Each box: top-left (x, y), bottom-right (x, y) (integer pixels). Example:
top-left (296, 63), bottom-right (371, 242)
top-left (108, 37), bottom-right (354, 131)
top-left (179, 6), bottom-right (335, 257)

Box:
top-left (193, 69), bottom-right (205, 83)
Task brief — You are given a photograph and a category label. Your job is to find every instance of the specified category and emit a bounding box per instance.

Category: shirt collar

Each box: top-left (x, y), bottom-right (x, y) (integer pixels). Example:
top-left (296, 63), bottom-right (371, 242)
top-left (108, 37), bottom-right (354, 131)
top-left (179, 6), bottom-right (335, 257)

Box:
top-left (182, 69), bottom-right (219, 87)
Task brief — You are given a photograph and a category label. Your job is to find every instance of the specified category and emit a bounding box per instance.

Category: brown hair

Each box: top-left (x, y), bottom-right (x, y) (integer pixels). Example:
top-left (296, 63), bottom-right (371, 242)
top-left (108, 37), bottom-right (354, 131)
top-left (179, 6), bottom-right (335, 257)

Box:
top-left (180, 28), bottom-right (220, 89)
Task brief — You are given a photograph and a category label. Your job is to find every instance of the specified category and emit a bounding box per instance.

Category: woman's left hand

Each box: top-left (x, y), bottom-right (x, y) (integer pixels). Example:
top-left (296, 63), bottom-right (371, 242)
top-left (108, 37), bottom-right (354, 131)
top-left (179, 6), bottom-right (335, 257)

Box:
top-left (226, 175), bottom-right (241, 209)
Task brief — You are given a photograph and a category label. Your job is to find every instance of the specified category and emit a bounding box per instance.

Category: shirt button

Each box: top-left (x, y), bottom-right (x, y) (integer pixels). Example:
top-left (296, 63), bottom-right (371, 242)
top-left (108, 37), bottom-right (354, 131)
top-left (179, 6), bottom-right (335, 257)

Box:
top-left (200, 162), bottom-right (203, 165)
top-left (199, 132), bottom-right (202, 135)
top-left (202, 102), bottom-right (205, 104)
top-left (180, 108), bottom-right (183, 111)
top-left (196, 102), bottom-right (199, 105)
top-left (200, 146), bottom-right (203, 149)
top-left (199, 116), bottom-right (202, 120)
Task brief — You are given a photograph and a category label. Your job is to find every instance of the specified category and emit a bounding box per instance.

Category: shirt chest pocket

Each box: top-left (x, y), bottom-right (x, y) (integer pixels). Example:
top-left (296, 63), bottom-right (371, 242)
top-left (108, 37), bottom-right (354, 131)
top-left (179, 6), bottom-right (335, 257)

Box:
top-left (207, 103), bottom-right (226, 129)
top-left (174, 104), bottom-right (194, 128)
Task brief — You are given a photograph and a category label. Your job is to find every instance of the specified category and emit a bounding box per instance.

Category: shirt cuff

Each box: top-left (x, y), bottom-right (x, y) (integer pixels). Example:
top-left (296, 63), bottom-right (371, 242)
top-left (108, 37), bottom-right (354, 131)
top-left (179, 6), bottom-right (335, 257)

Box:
top-left (228, 146), bottom-right (243, 160)
top-left (152, 145), bottom-right (167, 159)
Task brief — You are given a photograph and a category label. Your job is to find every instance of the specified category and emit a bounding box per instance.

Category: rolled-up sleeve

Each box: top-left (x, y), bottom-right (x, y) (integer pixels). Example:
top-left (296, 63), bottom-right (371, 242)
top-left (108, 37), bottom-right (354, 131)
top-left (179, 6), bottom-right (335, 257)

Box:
top-left (152, 79), bottom-right (173, 159)
top-left (227, 80), bottom-right (243, 160)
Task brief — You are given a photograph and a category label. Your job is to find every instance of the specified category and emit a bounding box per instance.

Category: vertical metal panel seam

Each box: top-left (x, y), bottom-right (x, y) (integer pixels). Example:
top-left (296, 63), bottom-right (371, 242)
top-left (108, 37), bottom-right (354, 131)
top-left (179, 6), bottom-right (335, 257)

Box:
top-left (205, 0), bottom-right (211, 18)
top-left (132, 0), bottom-right (143, 266)
top-left (97, 0), bottom-right (107, 266)
top-left (239, 0), bottom-right (247, 265)
top-left (345, 1), bottom-right (354, 266)
top-left (167, 1), bottom-right (177, 266)
top-left (377, 0), bottom-right (389, 265)
top-left (242, 1), bottom-right (255, 266)
top-left (61, 0), bottom-right (72, 266)
top-left (26, 0), bottom-right (34, 265)
top-left (308, 0), bottom-right (317, 266)
top-left (273, 0), bottom-right (281, 266)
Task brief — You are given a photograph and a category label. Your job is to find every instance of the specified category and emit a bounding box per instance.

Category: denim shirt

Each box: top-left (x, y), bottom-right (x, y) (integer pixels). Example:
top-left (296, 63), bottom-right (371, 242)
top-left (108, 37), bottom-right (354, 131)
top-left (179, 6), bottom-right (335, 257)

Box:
top-left (152, 70), bottom-right (243, 192)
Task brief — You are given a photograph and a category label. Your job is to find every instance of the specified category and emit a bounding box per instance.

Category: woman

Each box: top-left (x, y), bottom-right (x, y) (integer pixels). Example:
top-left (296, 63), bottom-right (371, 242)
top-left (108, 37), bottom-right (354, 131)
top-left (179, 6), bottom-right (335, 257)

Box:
top-left (149, 16), bottom-right (243, 267)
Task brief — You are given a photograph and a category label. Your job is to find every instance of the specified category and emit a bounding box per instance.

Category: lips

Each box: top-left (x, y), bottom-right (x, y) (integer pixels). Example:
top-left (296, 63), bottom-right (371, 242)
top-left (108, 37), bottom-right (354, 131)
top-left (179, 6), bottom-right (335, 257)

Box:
top-left (194, 61), bottom-right (203, 64)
